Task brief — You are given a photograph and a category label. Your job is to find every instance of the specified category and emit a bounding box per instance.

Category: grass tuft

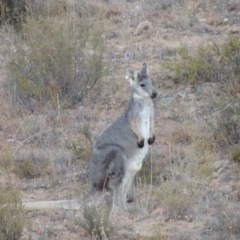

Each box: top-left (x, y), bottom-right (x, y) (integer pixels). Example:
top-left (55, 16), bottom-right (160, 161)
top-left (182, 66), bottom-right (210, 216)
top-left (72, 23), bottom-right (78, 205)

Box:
top-left (77, 203), bottom-right (114, 239)
top-left (0, 188), bottom-right (26, 240)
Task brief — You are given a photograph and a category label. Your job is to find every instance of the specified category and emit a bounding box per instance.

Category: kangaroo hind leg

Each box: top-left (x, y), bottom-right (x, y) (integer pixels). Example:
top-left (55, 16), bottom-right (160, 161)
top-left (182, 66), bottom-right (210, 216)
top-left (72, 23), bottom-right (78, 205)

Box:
top-left (104, 148), bottom-right (128, 209)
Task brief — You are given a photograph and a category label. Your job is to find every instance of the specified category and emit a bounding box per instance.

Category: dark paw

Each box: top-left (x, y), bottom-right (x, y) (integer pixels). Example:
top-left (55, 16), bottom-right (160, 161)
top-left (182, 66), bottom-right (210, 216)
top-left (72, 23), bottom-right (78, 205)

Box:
top-left (148, 135), bottom-right (155, 145)
top-left (127, 195), bottom-right (135, 203)
top-left (138, 139), bottom-right (144, 148)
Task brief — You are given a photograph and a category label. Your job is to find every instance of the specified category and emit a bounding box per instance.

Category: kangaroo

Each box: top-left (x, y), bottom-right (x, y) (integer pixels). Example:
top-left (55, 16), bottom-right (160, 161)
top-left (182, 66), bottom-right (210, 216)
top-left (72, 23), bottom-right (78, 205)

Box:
top-left (88, 63), bottom-right (157, 209)
top-left (15, 63), bottom-right (157, 212)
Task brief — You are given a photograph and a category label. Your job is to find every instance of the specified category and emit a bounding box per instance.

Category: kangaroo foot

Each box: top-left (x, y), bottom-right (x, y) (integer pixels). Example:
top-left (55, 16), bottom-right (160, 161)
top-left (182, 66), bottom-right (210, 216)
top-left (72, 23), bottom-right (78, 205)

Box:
top-left (148, 134), bottom-right (155, 145)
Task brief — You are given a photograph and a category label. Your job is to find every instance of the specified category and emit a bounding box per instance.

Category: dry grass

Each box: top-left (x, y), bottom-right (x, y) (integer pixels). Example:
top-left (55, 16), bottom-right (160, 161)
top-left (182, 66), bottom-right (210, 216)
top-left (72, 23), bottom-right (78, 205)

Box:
top-left (0, 140), bottom-right (14, 172)
top-left (77, 201), bottom-right (114, 239)
top-left (231, 146), bottom-right (240, 164)
top-left (0, 188), bottom-right (27, 240)
top-left (157, 179), bottom-right (196, 220)
top-left (10, 0), bottom-right (107, 109)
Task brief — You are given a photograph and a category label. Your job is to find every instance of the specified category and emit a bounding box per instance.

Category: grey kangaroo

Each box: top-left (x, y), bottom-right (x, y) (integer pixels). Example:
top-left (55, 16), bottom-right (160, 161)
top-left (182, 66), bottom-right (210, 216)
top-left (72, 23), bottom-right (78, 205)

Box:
top-left (88, 63), bottom-right (157, 209)
top-left (9, 63), bottom-right (156, 212)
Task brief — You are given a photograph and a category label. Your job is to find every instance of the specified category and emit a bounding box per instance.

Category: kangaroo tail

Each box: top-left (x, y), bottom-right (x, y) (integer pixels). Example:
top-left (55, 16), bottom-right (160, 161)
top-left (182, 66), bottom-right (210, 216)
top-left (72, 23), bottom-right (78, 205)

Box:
top-left (23, 198), bottom-right (82, 211)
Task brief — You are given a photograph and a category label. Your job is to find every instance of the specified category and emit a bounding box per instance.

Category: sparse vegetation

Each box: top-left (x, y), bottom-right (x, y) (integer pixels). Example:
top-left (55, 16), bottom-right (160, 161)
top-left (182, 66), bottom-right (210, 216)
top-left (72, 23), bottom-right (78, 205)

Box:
top-left (210, 206), bottom-right (240, 239)
top-left (70, 124), bottom-right (93, 161)
top-left (231, 146), bottom-right (240, 164)
top-left (143, 232), bottom-right (164, 240)
top-left (163, 37), bottom-right (240, 147)
top-left (10, 0), bottom-right (107, 108)
top-left (0, 0), bottom-right (27, 31)
top-left (163, 36), bottom-right (240, 85)
top-left (0, 141), bottom-right (14, 171)
top-left (77, 203), bottom-right (114, 239)
top-left (157, 179), bottom-right (195, 220)
top-left (14, 158), bottom-right (49, 179)
top-left (211, 100), bottom-right (240, 146)
top-left (0, 188), bottom-right (26, 240)
top-left (184, 127), bottom-right (215, 180)
top-left (236, 187), bottom-right (240, 201)
top-left (136, 151), bottom-right (161, 185)
top-left (162, 43), bottom-right (221, 84)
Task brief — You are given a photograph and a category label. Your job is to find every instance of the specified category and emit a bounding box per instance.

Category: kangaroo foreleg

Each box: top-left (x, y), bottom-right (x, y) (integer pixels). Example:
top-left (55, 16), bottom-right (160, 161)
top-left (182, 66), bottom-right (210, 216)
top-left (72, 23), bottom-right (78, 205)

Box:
top-left (130, 117), bottom-right (144, 148)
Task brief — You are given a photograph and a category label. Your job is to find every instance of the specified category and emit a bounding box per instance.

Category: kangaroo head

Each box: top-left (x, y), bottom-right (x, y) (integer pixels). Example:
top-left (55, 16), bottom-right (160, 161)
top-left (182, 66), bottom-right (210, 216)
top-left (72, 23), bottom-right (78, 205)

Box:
top-left (126, 63), bottom-right (157, 99)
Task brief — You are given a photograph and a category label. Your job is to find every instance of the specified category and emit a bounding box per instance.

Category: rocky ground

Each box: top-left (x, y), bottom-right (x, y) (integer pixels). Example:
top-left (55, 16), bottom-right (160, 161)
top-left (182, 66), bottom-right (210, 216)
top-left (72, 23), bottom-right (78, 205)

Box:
top-left (0, 1), bottom-right (240, 239)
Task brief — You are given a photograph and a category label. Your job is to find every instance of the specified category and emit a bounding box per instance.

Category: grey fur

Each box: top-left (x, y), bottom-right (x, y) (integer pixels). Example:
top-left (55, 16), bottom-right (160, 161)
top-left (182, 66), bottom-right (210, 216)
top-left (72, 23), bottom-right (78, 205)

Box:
top-left (88, 63), bottom-right (157, 209)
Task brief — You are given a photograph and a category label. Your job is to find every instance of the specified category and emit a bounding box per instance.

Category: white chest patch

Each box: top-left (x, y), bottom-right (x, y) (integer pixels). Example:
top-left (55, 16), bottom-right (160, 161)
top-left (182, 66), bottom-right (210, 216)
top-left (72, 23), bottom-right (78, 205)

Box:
top-left (138, 103), bottom-right (152, 139)
top-left (128, 100), bottom-right (153, 174)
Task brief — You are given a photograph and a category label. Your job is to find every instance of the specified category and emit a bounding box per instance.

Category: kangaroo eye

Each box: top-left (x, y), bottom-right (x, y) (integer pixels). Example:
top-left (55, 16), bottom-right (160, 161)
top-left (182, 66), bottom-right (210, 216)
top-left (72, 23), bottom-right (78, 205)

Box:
top-left (140, 84), bottom-right (145, 87)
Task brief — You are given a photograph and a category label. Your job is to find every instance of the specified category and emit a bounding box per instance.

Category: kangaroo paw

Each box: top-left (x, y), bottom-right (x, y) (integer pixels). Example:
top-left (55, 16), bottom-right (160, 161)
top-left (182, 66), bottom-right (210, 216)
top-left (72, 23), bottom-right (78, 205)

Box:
top-left (148, 135), bottom-right (155, 145)
top-left (138, 139), bottom-right (144, 148)
top-left (127, 195), bottom-right (135, 203)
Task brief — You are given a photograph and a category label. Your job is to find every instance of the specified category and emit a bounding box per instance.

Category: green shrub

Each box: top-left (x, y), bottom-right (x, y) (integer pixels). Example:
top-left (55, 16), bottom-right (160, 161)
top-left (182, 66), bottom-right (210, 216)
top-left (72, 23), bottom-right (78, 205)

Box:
top-left (10, 9), bottom-right (107, 108)
top-left (0, 0), bottom-right (27, 31)
top-left (162, 36), bottom-right (240, 85)
top-left (162, 43), bottom-right (220, 84)
top-left (0, 188), bottom-right (26, 240)
top-left (220, 36), bottom-right (240, 79)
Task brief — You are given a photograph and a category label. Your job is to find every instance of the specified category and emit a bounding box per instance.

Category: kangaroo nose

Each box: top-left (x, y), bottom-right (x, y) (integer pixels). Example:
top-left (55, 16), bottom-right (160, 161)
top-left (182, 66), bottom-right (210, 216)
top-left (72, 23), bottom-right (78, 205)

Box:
top-left (151, 91), bottom-right (157, 99)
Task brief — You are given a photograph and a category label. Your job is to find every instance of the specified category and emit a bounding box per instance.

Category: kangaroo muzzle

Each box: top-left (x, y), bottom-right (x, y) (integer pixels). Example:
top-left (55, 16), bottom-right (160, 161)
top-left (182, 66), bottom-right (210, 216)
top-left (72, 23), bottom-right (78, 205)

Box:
top-left (151, 91), bottom-right (157, 99)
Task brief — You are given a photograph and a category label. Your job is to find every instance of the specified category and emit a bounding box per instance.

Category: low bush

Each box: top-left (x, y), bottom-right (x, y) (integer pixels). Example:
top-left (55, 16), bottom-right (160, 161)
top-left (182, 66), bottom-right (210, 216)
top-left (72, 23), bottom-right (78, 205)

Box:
top-left (162, 43), bottom-right (221, 84)
top-left (10, 4), bottom-right (107, 108)
top-left (163, 36), bottom-right (240, 86)
top-left (0, 0), bottom-right (27, 31)
top-left (77, 203), bottom-right (114, 239)
top-left (0, 188), bottom-right (26, 240)
top-left (14, 158), bottom-right (49, 178)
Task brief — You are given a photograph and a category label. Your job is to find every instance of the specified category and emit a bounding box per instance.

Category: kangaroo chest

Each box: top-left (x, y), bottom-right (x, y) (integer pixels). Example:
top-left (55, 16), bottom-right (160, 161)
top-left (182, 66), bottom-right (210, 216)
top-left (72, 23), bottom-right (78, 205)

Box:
top-left (138, 101), bottom-right (152, 139)
top-left (128, 101), bottom-right (153, 173)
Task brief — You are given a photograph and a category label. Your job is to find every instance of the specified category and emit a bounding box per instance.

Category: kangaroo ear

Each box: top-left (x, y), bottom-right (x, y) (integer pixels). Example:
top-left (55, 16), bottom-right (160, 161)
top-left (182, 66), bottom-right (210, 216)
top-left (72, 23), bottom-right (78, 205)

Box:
top-left (126, 68), bottom-right (138, 84)
top-left (140, 63), bottom-right (148, 75)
